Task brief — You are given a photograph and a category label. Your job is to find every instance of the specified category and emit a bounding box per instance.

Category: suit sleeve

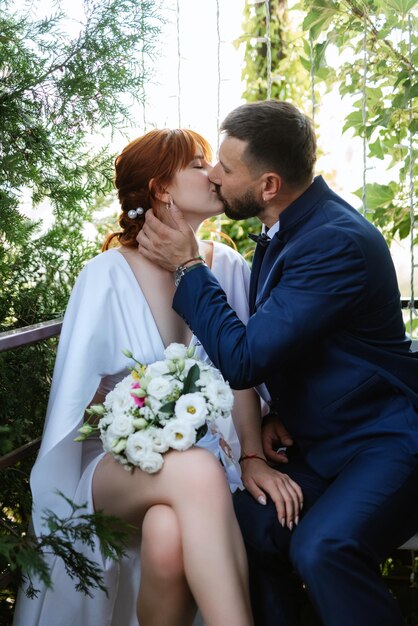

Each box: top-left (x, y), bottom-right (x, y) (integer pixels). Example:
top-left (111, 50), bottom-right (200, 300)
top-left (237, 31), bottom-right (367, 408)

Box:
top-left (173, 230), bottom-right (368, 388)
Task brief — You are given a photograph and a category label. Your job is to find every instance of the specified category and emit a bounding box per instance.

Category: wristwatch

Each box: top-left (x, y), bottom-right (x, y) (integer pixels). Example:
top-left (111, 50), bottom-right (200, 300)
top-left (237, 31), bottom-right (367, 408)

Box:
top-left (173, 261), bottom-right (205, 287)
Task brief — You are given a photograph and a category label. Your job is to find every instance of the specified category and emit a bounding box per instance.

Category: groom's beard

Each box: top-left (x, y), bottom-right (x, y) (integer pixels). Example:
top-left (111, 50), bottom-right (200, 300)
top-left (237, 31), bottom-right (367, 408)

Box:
top-left (216, 186), bottom-right (263, 221)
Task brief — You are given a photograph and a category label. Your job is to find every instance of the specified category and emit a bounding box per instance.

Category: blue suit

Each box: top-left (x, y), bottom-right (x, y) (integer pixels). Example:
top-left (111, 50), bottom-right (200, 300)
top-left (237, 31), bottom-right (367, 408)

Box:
top-left (174, 176), bottom-right (418, 625)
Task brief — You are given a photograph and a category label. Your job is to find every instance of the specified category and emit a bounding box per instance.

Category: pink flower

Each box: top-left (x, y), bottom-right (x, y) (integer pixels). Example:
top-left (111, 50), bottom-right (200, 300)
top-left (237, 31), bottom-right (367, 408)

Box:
top-left (130, 382), bottom-right (145, 408)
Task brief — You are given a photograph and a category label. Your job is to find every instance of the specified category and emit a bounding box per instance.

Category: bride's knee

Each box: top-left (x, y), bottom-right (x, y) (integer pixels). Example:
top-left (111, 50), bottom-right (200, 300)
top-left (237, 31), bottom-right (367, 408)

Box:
top-left (141, 505), bottom-right (184, 581)
top-left (167, 447), bottom-right (228, 494)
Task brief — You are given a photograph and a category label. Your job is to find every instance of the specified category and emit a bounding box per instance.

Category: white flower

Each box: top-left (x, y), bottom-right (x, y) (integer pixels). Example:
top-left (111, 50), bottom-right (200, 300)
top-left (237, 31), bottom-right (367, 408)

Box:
top-left (147, 395), bottom-right (163, 415)
top-left (196, 368), bottom-right (218, 387)
top-left (146, 360), bottom-right (170, 377)
top-left (98, 414), bottom-right (113, 432)
top-left (139, 405), bottom-right (156, 421)
top-left (104, 375), bottom-right (136, 414)
top-left (125, 431), bottom-right (153, 465)
top-left (175, 393), bottom-right (208, 427)
top-left (89, 345), bottom-right (235, 475)
top-left (164, 343), bottom-right (188, 360)
top-left (205, 380), bottom-right (234, 415)
top-left (147, 376), bottom-right (175, 400)
top-left (109, 414), bottom-right (135, 438)
top-left (163, 419), bottom-right (197, 450)
top-left (147, 426), bottom-right (170, 453)
top-left (138, 450), bottom-right (164, 474)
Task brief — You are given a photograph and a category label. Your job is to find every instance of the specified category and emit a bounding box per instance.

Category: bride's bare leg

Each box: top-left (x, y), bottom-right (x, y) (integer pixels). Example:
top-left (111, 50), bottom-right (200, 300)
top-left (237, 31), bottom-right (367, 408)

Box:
top-left (93, 447), bottom-right (253, 626)
top-left (138, 505), bottom-right (196, 626)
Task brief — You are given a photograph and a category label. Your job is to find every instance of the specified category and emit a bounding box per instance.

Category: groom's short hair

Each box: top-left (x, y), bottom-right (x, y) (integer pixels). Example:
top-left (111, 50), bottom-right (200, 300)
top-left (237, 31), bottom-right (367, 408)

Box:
top-left (221, 100), bottom-right (316, 188)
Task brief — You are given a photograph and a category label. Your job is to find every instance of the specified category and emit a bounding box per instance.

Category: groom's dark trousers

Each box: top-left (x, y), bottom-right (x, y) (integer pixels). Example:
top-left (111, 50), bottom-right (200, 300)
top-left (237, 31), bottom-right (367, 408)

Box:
top-left (173, 176), bottom-right (418, 625)
top-left (234, 440), bottom-right (418, 626)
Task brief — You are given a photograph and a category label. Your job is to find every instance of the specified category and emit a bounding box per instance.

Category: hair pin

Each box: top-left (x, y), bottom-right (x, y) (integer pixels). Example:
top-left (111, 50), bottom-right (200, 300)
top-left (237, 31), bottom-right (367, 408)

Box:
top-left (127, 207), bottom-right (145, 219)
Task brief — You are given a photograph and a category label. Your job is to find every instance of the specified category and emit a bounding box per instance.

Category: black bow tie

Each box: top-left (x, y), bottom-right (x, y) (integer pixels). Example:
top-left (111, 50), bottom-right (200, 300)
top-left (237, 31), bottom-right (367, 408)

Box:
top-left (248, 232), bottom-right (270, 247)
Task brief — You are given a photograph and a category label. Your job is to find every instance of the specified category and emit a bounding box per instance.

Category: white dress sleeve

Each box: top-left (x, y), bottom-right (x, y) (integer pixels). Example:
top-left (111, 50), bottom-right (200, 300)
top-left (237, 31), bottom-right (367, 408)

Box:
top-left (31, 249), bottom-right (165, 536)
top-left (14, 251), bottom-right (167, 626)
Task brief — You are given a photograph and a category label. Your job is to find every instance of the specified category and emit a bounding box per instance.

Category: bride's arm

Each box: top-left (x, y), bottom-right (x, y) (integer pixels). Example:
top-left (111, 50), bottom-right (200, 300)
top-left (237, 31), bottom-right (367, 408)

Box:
top-left (232, 388), bottom-right (303, 530)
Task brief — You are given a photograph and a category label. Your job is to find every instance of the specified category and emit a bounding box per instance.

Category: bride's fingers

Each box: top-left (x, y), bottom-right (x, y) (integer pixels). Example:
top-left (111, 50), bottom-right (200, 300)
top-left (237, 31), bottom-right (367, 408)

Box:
top-left (279, 479), bottom-right (302, 529)
top-left (244, 479), bottom-right (268, 506)
top-left (266, 475), bottom-right (303, 530)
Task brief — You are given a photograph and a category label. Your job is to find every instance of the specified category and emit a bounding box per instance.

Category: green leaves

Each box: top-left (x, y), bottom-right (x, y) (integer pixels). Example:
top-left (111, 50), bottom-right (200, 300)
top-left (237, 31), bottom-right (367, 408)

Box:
top-left (183, 364), bottom-right (201, 394)
top-left (302, 1), bottom-right (339, 40)
top-left (383, 0), bottom-right (418, 15)
top-left (297, 0), bottom-right (418, 243)
top-left (354, 183), bottom-right (395, 210)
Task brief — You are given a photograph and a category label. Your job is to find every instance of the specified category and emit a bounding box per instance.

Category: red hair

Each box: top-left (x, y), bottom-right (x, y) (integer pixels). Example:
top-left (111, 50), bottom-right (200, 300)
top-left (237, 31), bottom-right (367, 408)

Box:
top-left (103, 128), bottom-right (213, 250)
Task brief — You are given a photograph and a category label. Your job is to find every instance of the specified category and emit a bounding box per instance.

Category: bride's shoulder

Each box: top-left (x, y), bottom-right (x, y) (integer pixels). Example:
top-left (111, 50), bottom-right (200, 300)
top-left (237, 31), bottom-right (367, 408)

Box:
top-left (74, 249), bottom-right (127, 289)
top-left (81, 248), bottom-right (123, 274)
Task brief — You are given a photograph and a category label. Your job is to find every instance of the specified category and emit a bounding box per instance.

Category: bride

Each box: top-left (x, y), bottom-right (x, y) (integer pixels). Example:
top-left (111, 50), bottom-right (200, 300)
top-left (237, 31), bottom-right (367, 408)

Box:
top-left (14, 127), bottom-right (261, 626)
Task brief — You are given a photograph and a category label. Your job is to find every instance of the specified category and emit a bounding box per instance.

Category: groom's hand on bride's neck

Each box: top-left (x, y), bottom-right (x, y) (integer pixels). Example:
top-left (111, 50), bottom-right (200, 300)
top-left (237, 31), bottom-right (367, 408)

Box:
top-left (137, 207), bottom-right (199, 272)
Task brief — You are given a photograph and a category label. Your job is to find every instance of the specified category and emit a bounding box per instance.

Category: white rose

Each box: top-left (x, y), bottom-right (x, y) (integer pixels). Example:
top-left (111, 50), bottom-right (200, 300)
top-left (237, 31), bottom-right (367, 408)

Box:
top-left (104, 423), bottom-right (128, 451)
top-left (98, 413), bottom-right (113, 431)
top-left (164, 343), bottom-right (188, 360)
top-left (205, 380), bottom-right (234, 415)
top-left (109, 414), bottom-right (135, 438)
top-left (125, 430), bottom-right (153, 466)
top-left (174, 393), bottom-right (207, 427)
top-left (147, 376), bottom-right (175, 400)
top-left (146, 360), bottom-right (170, 377)
top-left (163, 419), bottom-right (197, 451)
top-left (138, 449), bottom-right (165, 474)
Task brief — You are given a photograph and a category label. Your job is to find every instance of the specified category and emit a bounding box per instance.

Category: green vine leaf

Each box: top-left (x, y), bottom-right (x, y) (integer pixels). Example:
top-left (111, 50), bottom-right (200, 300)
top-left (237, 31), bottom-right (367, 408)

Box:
top-left (383, 0), bottom-right (418, 15)
top-left (354, 183), bottom-right (395, 210)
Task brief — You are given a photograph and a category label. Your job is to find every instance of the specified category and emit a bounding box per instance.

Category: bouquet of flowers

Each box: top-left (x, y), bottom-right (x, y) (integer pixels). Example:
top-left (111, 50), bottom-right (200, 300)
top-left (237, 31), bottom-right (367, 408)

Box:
top-left (77, 343), bottom-right (234, 474)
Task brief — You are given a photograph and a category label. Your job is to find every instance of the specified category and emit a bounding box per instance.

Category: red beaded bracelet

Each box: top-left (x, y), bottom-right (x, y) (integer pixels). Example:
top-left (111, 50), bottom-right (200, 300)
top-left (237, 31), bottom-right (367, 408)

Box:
top-left (239, 453), bottom-right (268, 464)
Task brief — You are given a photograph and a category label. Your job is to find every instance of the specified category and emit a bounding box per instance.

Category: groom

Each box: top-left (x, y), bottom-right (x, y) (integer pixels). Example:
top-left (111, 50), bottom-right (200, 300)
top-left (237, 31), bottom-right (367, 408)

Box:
top-left (137, 100), bottom-right (418, 625)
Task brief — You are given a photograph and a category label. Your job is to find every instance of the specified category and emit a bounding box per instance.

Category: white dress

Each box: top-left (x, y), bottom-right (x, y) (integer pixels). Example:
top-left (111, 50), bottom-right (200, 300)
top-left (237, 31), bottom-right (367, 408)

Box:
top-left (13, 243), bottom-right (251, 626)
